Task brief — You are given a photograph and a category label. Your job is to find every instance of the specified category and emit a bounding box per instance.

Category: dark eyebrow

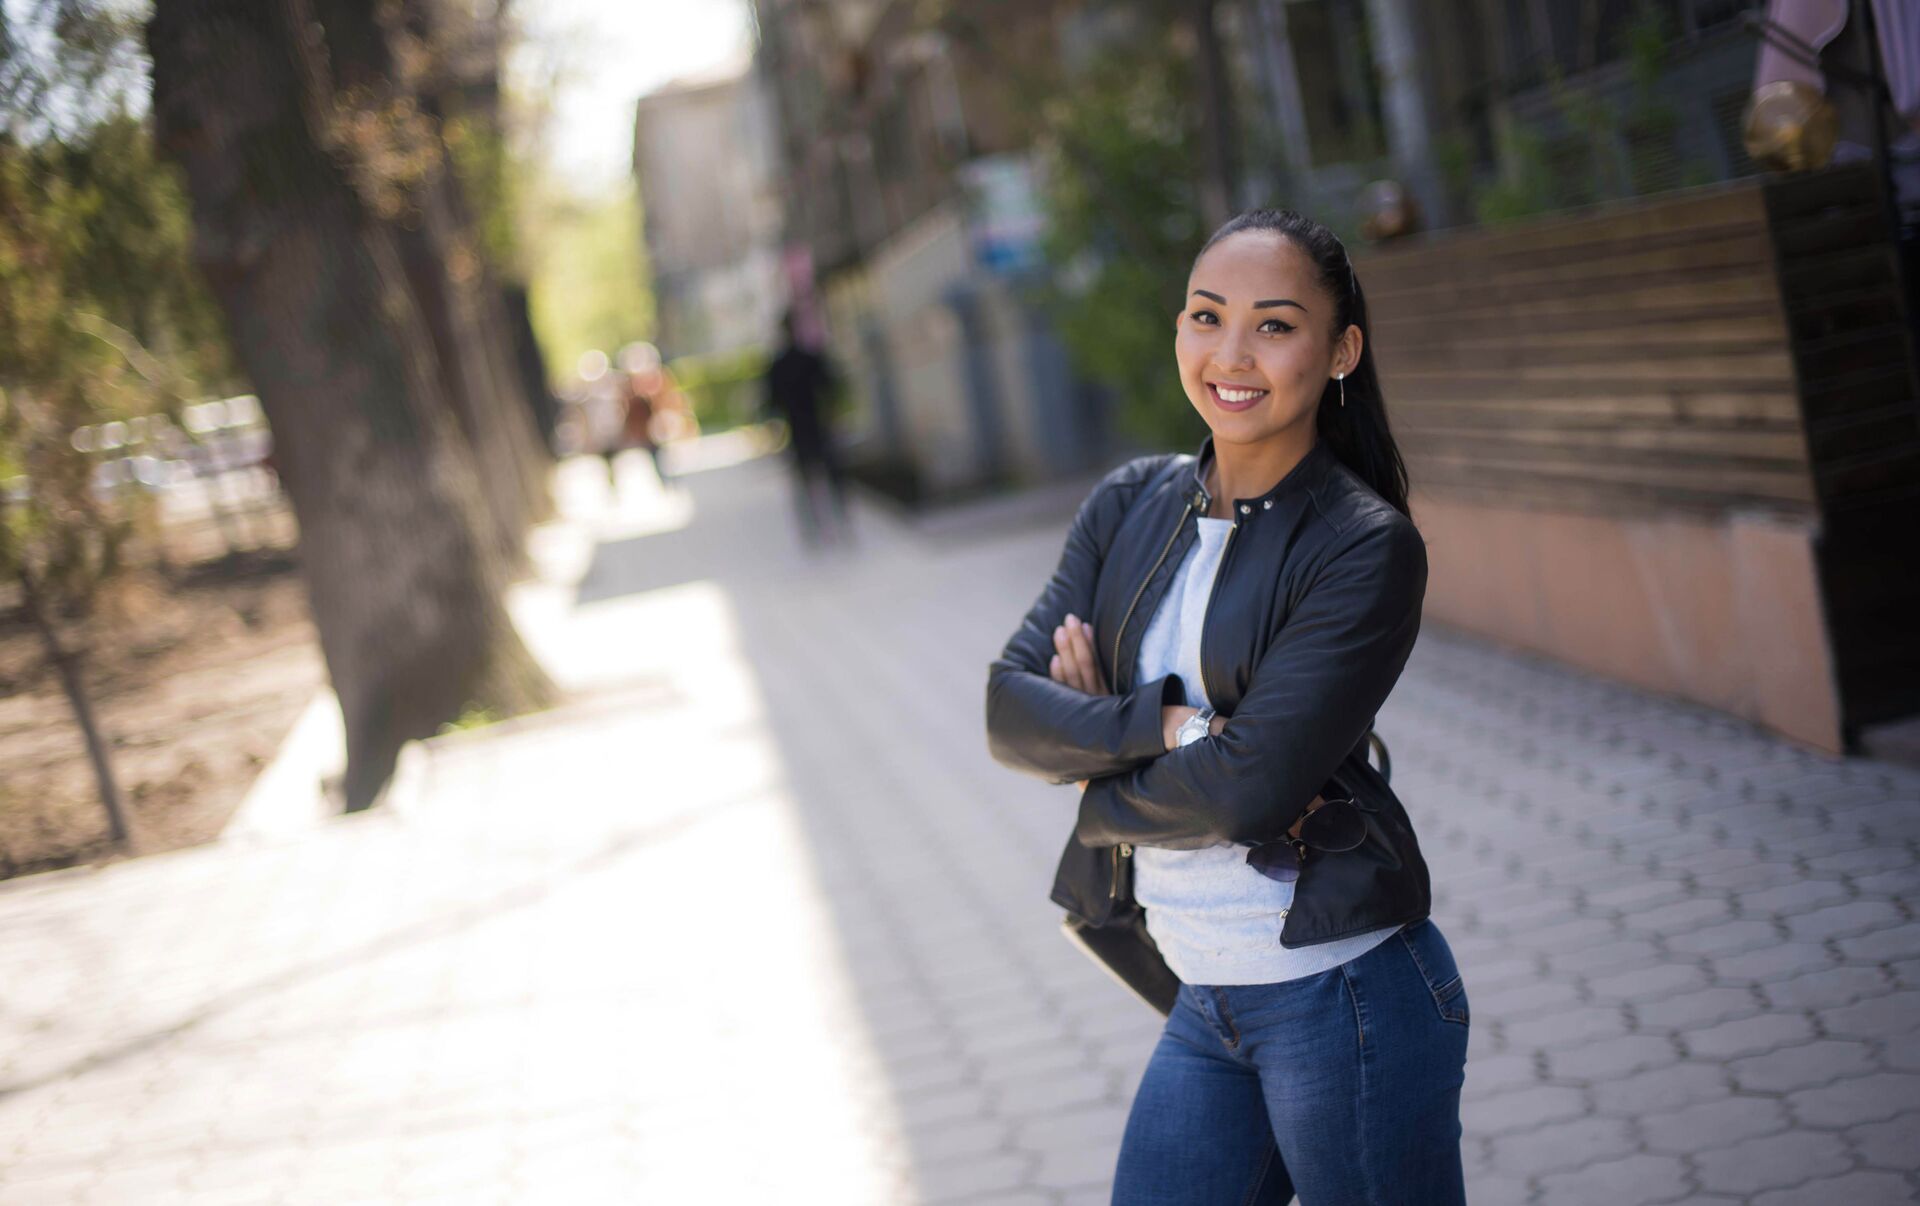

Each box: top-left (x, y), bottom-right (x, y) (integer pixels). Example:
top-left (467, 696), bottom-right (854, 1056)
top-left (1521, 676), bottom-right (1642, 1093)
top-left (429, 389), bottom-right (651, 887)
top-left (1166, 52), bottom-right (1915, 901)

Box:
top-left (1188, 289), bottom-right (1309, 313)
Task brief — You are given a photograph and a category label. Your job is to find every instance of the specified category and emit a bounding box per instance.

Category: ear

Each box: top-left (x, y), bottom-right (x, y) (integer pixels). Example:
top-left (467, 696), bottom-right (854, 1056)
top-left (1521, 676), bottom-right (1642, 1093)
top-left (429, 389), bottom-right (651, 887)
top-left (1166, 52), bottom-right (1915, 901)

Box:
top-left (1338, 323), bottom-right (1364, 376)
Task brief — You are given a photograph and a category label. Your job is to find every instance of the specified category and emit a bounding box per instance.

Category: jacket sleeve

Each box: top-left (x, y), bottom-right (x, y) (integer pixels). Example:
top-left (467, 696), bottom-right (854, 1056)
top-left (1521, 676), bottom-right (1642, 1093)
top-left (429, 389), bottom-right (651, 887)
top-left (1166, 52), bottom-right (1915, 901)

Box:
top-left (984, 457), bottom-right (1187, 785)
top-left (1072, 514), bottom-right (1427, 848)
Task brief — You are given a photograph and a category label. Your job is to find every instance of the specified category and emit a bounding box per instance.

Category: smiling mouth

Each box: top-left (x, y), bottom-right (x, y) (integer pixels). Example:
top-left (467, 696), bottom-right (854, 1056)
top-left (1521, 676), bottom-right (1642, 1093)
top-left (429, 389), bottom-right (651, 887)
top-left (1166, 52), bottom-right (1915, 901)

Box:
top-left (1208, 382), bottom-right (1269, 405)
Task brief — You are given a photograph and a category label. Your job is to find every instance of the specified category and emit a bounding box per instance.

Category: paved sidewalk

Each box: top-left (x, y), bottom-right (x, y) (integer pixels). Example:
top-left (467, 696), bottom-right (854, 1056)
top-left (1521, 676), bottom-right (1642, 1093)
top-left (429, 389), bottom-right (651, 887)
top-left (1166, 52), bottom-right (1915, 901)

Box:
top-left (1, 449), bottom-right (1917, 1204)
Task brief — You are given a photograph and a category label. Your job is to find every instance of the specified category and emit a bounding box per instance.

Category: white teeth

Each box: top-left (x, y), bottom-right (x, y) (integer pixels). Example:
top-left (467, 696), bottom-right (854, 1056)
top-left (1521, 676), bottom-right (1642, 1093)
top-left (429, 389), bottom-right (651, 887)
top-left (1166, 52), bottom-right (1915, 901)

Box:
top-left (1214, 385), bottom-right (1265, 402)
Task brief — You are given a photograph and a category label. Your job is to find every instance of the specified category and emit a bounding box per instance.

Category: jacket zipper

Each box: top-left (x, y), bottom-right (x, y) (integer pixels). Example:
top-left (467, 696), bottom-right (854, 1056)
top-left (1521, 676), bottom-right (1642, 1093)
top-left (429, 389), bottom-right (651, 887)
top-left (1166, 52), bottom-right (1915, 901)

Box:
top-left (1111, 495), bottom-right (1197, 687)
top-left (1106, 491), bottom-right (1200, 901)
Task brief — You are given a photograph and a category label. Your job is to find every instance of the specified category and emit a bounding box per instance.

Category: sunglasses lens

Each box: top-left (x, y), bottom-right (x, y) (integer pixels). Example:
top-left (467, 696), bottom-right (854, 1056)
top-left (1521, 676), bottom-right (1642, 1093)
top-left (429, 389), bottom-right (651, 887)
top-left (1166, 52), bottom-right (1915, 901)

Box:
top-left (1302, 797), bottom-right (1368, 852)
top-left (1246, 839), bottom-right (1302, 883)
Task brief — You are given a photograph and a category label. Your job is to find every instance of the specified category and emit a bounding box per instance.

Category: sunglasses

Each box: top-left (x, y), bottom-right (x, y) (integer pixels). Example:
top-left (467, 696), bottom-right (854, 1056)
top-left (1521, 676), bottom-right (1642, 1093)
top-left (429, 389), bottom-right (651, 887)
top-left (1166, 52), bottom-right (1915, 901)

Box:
top-left (1244, 795), bottom-right (1372, 883)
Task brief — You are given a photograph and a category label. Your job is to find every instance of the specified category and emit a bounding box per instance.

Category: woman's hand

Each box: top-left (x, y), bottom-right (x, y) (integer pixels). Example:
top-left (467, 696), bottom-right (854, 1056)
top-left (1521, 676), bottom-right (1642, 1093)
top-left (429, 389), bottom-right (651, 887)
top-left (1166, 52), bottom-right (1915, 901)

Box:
top-left (1050, 614), bottom-right (1105, 790)
top-left (1050, 613), bottom-right (1109, 696)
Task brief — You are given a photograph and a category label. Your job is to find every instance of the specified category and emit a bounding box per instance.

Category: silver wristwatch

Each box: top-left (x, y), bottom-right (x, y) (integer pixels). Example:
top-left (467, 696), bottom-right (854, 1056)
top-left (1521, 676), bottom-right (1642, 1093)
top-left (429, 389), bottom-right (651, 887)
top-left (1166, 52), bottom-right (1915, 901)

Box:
top-left (1176, 705), bottom-right (1216, 747)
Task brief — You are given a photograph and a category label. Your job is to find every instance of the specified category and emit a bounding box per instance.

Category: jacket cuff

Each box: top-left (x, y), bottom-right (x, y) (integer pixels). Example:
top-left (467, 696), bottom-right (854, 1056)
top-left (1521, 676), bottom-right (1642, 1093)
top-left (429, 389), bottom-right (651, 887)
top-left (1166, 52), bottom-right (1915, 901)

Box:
top-left (1119, 673), bottom-right (1184, 761)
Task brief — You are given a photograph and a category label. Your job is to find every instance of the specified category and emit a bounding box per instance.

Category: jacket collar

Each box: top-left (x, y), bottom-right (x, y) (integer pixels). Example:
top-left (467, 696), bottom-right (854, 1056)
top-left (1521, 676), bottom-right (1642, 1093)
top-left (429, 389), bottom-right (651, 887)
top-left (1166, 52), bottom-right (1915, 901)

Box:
top-left (1187, 430), bottom-right (1335, 514)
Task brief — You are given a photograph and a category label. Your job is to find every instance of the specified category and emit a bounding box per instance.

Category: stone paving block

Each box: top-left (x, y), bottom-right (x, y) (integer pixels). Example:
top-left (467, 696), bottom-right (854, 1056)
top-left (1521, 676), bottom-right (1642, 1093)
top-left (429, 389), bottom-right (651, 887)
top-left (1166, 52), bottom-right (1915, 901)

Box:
top-left (1584, 961), bottom-right (1710, 1002)
top-left (1730, 1038), bottom-right (1881, 1093)
top-left (1633, 985), bottom-right (1764, 1032)
top-left (1805, 846), bottom-right (1917, 877)
top-left (1013, 1105), bottom-right (1128, 1154)
top-left (1461, 1171), bottom-right (1534, 1206)
top-left (1836, 920), bottom-right (1920, 963)
top-left (907, 1118), bottom-right (1011, 1164)
top-left (1849, 867), bottom-right (1920, 898)
top-left (989, 1071), bottom-right (1108, 1120)
top-left (1732, 878), bottom-right (1854, 916)
top-left (1472, 978), bottom-right (1584, 1019)
top-left (1544, 1034), bottom-right (1677, 1081)
top-left (1546, 938), bottom-right (1668, 979)
top-left (1786, 1071), bottom-right (1920, 1128)
top-left (1690, 860), bottom-right (1801, 892)
top-left (1639, 1093), bottom-right (1790, 1152)
top-left (1484, 1114), bottom-right (1637, 1178)
top-left (1760, 963), bottom-right (1895, 1011)
top-left (1534, 1152), bottom-right (1691, 1206)
top-left (1584, 879), bottom-right (1692, 912)
top-left (1502, 1006), bottom-right (1632, 1051)
top-left (1785, 899), bottom-right (1908, 944)
top-left (1709, 943), bottom-right (1840, 985)
top-left (1681, 1010), bottom-right (1817, 1060)
top-left (918, 1152), bottom-right (1036, 1203)
top-left (1461, 1084), bottom-right (1589, 1135)
top-left (1462, 1052), bottom-right (1544, 1100)
top-left (1845, 1111), bottom-right (1920, 1171)
top-left (1749, 1170), bottom-right (1917, 1205)
top-left (1693, 1129), bottom-right (1853, 1196)
top-left (1588, 1061), bottom-right (1731, 1117)
top-left (1665, 919), bottom-right (1780, 958)
top-left (1818, 991), bottom-right (1920, 1041)
top-left (1623, 896), bottom-right (1737, 935)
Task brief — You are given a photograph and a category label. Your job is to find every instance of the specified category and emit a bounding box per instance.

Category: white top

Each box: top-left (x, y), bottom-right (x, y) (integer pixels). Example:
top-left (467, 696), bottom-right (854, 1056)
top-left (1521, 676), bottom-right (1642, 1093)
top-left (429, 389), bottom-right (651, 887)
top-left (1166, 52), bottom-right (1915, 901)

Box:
top-left (1131, 515), bottom-right (1403, 985)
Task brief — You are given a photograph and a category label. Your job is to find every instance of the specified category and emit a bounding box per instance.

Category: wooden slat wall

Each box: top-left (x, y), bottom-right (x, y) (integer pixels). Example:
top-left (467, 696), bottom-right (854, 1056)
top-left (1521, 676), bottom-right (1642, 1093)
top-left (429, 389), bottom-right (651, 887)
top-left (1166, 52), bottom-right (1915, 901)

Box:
top-left (1357, 181), bottom-right (1817, 517)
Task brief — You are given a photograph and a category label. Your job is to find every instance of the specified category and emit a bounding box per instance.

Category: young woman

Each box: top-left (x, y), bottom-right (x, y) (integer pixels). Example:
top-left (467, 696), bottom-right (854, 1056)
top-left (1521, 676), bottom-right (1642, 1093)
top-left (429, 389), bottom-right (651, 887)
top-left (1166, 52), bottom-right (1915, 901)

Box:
top-left (985, 208), bottom-right (1469, 1204)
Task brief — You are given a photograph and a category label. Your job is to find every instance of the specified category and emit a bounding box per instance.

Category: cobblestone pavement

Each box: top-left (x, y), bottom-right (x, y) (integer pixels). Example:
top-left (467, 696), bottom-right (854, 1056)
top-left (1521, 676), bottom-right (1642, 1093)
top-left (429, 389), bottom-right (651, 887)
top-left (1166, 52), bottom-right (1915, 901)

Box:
top-left (1, 451), bottom-right (1917, 1205)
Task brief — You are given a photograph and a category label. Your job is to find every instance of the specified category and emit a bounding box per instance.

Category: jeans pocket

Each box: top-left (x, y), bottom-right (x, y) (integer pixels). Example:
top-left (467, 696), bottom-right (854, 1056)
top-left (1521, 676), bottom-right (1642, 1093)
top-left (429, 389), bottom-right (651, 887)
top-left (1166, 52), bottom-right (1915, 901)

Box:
top-left (1397, 919), bottom-right (1469, 1026)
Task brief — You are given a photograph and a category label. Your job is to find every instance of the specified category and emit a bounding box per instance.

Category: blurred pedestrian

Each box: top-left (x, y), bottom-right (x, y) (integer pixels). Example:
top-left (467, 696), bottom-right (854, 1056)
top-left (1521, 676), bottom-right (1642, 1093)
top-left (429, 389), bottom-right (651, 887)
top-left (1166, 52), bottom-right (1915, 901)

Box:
top-left (761, 309), bottom-right (852, 548)
top-left (615, 342), bottom-right (682, 495)
top-left (985, 207), bottom-right (1463, 1204)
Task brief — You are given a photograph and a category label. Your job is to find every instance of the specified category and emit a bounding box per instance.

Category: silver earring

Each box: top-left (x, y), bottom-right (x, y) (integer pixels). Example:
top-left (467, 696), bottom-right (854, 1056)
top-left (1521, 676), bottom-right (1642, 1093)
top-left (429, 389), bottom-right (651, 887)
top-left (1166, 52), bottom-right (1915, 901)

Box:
top-left (1336, 372), bottom-right (1345, 408)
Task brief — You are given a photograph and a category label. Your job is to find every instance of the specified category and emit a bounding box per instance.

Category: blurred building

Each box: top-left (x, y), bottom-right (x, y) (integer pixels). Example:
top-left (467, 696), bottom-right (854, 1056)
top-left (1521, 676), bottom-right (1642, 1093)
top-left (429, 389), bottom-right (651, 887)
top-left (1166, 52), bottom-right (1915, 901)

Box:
top-left (631, 58), bottom-right (786, 357)
top-left (750, 0), bottom-right (1110, 499)
top-left (1233, 0), bottom-right (1782, 231)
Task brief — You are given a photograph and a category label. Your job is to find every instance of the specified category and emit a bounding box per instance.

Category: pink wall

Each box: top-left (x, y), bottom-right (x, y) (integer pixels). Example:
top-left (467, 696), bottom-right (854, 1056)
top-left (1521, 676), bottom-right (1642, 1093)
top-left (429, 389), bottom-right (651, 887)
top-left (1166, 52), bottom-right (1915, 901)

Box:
top-left (1414, 493), bottom-right (1843, 753)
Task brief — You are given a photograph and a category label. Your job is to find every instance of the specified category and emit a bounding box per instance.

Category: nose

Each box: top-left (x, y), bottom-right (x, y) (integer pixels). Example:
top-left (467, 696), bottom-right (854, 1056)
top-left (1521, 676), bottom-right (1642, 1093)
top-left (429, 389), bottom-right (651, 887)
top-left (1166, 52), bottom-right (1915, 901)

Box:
top-left (1215, 342), bottom-right (1254, 372)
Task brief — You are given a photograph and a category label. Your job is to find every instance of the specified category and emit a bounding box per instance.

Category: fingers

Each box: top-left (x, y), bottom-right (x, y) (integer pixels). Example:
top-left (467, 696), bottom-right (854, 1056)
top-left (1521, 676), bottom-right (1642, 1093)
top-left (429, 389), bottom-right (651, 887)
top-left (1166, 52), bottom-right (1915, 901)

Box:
top-left (1067, 614), bottom-right (1108, 694)
top-left (1052, 614), bottom-right (1106, 694)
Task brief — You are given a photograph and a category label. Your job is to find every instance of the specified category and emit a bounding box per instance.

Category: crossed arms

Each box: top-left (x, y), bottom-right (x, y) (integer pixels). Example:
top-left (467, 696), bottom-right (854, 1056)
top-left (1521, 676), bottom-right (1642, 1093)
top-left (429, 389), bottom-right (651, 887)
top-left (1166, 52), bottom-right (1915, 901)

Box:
top-left (985, 487), bottom-right (1427, 852)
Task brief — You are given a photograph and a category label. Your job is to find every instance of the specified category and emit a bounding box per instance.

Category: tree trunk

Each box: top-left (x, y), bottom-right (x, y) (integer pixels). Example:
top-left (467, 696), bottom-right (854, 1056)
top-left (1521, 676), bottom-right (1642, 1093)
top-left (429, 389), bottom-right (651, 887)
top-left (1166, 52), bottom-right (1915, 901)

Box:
top-left (149, 0), bottom-right (555, 811)
top-left (17, 563), bottom-right (134, 847)
top-left (502, 281), bottom-right (559, 452)
top-left (328, 0), bottom-right (552, 569)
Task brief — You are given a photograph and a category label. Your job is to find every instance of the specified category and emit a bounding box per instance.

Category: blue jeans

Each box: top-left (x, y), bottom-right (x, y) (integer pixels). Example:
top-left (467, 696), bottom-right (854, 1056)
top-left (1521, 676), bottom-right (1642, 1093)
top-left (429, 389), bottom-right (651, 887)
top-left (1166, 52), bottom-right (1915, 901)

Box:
top-left (1112, 917), bottom-right (1470, 1205)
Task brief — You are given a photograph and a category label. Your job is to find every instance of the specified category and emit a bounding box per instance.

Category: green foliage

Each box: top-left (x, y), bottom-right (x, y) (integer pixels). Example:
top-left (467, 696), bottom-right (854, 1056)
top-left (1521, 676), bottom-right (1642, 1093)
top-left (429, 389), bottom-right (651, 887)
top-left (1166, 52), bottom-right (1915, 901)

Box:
top-left (519, 177), bottom-right (655, 383)
top-left (670, 346), bottom-right (770, 432)
top-left (1470, 0), bottom-right (1716, 225)
top-left (1030, 35), bottom-right (1208, 452)
top-left (1, 10), bottom-right (236, 603)
top-left (438, 704), bottom-right (504, 735)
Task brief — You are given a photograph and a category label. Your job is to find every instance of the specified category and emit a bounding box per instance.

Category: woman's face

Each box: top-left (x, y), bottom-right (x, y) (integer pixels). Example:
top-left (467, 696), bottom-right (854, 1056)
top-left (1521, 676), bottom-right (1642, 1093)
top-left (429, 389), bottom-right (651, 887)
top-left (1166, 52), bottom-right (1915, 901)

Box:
top-left (1174, 232), bottom-right (1361, 447)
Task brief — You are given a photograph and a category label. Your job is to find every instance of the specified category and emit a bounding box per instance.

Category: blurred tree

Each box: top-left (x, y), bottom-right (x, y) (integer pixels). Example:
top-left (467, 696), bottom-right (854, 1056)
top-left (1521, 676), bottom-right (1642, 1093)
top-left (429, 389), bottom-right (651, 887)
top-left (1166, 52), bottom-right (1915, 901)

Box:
top-left (0, 0), bottom-right (243, 848)
top-left (148, 0), bottom-right (554, 811)
top-left (1031, 23), bottom-right (1209, 452)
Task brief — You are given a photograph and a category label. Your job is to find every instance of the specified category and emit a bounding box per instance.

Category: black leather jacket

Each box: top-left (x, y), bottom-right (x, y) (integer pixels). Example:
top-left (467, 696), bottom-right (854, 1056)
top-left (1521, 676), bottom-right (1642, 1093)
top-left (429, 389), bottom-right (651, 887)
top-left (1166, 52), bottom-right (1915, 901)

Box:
top-left (984, 432), bottom-right (1434, 1014)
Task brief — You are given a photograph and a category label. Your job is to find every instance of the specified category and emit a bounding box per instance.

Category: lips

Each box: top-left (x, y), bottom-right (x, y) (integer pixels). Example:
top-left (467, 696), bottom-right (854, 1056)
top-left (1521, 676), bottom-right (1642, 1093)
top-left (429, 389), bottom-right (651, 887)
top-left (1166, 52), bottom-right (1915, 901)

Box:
top-left (1207, 382), bottom-right (1268, 411)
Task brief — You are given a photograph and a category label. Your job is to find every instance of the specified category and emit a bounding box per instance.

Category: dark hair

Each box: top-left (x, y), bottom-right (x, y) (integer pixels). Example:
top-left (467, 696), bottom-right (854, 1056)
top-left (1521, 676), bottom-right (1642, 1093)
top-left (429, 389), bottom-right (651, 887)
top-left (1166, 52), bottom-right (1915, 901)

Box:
top-left (1191, 208), bottom-right (1412, 519)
